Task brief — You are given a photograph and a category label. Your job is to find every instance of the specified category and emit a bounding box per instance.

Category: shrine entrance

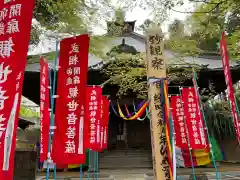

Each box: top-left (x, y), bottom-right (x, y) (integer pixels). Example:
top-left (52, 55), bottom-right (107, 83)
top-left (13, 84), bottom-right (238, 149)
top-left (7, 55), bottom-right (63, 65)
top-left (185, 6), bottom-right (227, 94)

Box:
top-left (99, 112), bottom-right (152, 169)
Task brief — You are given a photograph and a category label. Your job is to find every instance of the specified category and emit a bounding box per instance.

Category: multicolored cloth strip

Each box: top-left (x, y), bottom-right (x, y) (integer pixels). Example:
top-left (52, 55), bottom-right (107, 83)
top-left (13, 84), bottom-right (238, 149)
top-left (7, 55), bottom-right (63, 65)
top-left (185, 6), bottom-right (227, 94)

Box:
top-left (117, 101), bottom-right (149, 120)
top-left (161, 80), bottom-right (173, 180)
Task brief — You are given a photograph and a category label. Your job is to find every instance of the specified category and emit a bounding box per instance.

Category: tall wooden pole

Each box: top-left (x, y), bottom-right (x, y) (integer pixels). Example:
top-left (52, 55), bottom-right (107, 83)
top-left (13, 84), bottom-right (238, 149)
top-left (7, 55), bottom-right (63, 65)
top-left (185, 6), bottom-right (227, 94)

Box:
top-left (145, 26), bottom-right (171, 180)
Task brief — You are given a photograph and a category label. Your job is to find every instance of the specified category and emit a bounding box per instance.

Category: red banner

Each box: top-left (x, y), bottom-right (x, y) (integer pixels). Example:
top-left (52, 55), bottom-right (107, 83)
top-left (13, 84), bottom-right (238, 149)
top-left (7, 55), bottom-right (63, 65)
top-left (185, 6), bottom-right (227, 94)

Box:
top-left (99, 96), bottom-right (104, 151)
top-left (102, 96), bottom-right (110, 150)
top-left (0, 1), bottom-right (34, 179)
top-left (182, 87), bottom-right (207, 149)
top-left (192, 76), bottom-right (209, 148)
top-left (52, 35), bottom-right (89, 164)
top-left (170, 96), bottom-right (188, 149)
top-left (40, 58), bottom-right (50, 162)
top-left (220, 32), bottom-right (240, 143)
top-left (85, 86), bottom-right (102, 151)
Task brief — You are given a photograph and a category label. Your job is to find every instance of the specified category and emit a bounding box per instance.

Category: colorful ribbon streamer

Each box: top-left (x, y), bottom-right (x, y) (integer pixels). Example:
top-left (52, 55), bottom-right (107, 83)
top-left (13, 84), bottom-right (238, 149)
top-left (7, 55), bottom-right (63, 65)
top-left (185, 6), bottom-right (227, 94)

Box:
top-left (117, 101), bottom-right (149, 120)
top-left (161, 80), bottom-right (173, 180)
top-left (110, 101), bottom-right (146, 119)
top-left (132, 102), bottom-right (148, 121)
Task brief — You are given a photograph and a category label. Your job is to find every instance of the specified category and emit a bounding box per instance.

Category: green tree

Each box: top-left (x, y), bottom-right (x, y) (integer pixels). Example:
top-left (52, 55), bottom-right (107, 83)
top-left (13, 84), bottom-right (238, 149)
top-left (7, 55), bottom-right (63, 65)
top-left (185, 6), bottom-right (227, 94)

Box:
top-left (168, 19), bottom-right (184, 38)
top-left (170, 0), bottom-right (240, 57)
top-left (165, 19), bottom-right (201, 56)
top-left (139, 19), bottom-right (153, 31)
top-left (31, 0), bottom-right (111, 46)
top-left (114, 7), bottom-right (126, 25)
top-left (102, 51), bottom-right (198, 98)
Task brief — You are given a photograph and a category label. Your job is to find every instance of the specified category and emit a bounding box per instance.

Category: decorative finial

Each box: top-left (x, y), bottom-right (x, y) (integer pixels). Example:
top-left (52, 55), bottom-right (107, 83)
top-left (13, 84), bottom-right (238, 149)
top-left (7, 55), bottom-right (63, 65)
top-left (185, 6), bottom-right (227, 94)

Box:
top-left (122, 38), bottom-right (125, 45)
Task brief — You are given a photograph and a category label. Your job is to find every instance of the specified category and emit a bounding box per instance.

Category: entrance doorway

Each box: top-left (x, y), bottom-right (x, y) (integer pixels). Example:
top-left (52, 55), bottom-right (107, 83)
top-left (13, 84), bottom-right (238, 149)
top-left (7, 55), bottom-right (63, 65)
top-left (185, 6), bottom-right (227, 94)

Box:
top-left (99, 115), bottom-right (152, 169)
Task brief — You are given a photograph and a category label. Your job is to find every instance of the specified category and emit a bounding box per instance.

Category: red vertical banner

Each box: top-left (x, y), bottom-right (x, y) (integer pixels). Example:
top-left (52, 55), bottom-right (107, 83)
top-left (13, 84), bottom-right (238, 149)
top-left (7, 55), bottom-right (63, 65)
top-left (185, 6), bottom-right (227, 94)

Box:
top-left (85, 86), bottom-right (102, 151)
top-left (40, 58), bottom-right (50, 162)
top-left (52, 35), bottom-right (89, 164)
top-left (182, 87), bottom-right (207, 149)
top-left (102, 96), bottom-right (110, 150)
top-left (170, 96), bottom-right (188, 149)
top-left (220, 32), bottom-right (240, 143)
top-left (0, 1), bottom-right (35, 179)
top-left (99, 96), bottom-right (104, 151)
top-left (192, 76), bottom-right (209, 148)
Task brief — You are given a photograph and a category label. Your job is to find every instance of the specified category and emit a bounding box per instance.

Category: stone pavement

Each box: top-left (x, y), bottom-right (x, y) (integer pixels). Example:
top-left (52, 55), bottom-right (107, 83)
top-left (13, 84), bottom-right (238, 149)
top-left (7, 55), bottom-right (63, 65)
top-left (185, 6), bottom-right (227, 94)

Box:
top-left (36, 166), bottom-right (240, 180)
top-left (37, 171), bottom-right (240, 180)
top-left (144, 172), bottom-right (240, 180)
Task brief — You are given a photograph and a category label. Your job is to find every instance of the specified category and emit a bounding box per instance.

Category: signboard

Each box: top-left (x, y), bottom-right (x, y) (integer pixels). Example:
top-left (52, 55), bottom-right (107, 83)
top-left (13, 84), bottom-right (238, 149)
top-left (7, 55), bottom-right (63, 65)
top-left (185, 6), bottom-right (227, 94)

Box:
top-left (145, 27), bottom-right (166, 78)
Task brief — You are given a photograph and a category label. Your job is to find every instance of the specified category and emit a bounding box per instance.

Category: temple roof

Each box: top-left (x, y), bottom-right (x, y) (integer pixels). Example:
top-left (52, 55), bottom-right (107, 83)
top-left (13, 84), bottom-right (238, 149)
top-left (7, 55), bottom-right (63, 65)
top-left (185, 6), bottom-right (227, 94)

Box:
top-left (25, 31), bottom-right (239, 72)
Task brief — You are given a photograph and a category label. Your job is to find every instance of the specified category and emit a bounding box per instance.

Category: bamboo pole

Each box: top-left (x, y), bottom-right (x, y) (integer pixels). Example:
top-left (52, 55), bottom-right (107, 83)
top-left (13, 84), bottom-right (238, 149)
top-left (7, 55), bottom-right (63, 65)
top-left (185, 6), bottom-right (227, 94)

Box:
top-left (145, 25), bottom-right (171, 180)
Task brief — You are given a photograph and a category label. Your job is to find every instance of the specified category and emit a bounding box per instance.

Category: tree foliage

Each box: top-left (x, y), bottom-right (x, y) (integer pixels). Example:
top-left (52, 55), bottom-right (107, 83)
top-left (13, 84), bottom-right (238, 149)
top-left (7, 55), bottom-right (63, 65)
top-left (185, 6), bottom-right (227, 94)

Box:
top-left (102, 51), bottom-right (198, 98)
top-left (165, 0), bottom-right (240, 59)
top-left (203, 88), bottom-right (240, 139)
top-left (31, 0), bottom-right (112, 46)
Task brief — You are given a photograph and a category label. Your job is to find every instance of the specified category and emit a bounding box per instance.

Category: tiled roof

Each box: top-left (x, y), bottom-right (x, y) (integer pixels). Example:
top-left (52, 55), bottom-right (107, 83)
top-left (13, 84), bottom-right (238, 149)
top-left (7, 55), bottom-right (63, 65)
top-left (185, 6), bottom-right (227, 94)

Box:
top-left (26, 32), bottom-right (238, 72)
top-left (25, 53), bottom-right (103, 72)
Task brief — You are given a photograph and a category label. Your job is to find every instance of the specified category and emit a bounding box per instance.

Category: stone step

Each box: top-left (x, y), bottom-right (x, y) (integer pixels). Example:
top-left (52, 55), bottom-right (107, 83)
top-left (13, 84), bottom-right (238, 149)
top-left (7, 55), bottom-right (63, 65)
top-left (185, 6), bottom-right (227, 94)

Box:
top-left (100, 150), bottom-right (151, 156)
top-left (100, 153), bottom-right (150, 156)
top-left (100, 156), bottom-right (151, 160)
top-left (100, 164), bottom-right (152, 169)
top-left (100, 154), bottom-right (151, 158)
top-left (100, 161), bottom-right (152, 166)
top-left (37, 173), bottom-right (113, 180)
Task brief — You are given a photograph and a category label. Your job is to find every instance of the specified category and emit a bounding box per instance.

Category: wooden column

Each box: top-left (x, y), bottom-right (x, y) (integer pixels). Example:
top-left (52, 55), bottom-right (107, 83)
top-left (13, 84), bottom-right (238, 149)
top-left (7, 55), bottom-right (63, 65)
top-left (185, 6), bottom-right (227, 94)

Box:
top-left (145, 26), bottom-right (171, 180)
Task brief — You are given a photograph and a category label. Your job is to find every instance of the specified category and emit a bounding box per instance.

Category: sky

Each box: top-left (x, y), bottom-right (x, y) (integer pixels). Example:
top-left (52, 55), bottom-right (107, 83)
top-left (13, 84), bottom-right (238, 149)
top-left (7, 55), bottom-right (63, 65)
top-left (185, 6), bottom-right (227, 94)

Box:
top-left (29, 1), bottom-right (195, 55)
top-left (92, 0), bottom-right (195, 35)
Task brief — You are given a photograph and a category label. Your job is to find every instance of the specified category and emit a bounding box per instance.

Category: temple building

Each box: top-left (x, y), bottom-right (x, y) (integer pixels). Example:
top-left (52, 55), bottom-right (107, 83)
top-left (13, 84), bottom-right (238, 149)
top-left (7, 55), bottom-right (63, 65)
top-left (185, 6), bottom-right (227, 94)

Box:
top-left (23, 20), bottom-right (240, 171)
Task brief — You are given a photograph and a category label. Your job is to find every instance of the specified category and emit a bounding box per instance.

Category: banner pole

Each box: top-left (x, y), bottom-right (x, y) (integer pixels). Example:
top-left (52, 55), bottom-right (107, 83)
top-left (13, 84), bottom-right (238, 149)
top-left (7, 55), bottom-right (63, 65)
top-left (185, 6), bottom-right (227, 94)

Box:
top-left (54, 163), bottom-right (57, 179)
top-left (192, 71), bottom-right (219, 179)
top-left (46, 65), bottom-right (52, 180)
top-left (94, 151), bottom-right (96, 180)
top-left (169, 95), bottom-right (183, 180)
top-left (94, 151), bottom-right (97, 180)
top-left (80, 164), bottom-right (83, 180)
top-left (179, 87), bottom-right (197, 180)
top-left (46, 41), bottom-right (59, 180)
top-left (234, 95), bottom-right (240, 118)
top-left (96, 152), bottom-right (99, 180)
top-left (87, 150), bottom-right (91, 180)
top-left (168, 96), bottom-right (176, 180)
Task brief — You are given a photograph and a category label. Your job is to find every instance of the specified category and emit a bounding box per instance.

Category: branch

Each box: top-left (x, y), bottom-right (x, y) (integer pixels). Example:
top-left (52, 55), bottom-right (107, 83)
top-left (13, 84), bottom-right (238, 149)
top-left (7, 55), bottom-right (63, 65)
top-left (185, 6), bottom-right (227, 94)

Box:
top-left (100, 76), bottom-right (120, 87)
top-left (189, 0), bottom-right (222, 4)
top-left (170, 1), bottom-right (223, 14)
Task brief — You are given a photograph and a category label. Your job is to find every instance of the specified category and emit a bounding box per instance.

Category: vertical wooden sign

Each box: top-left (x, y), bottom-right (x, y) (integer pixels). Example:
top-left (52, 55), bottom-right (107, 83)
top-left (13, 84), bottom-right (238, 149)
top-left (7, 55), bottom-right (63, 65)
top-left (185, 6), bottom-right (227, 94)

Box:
top-left (145, 26), bottom-right (170, 180)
